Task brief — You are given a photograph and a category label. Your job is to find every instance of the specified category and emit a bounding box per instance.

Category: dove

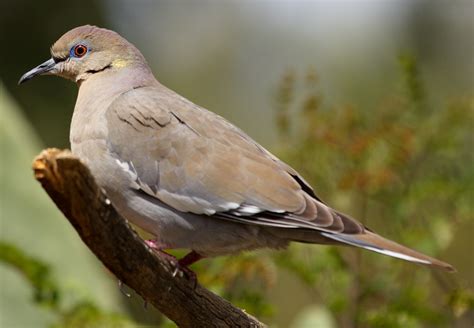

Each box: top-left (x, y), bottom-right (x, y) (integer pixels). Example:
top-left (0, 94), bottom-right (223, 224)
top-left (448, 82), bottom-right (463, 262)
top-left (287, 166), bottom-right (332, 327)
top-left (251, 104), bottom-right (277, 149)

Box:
top-left (19, 25), bottom-right (455, 273)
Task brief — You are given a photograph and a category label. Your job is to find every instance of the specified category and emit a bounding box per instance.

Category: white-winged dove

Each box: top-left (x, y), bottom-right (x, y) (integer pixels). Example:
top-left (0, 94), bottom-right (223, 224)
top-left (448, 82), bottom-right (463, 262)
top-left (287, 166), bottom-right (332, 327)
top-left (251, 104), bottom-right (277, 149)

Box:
top-left (20, 25), bottom-right (454, 272)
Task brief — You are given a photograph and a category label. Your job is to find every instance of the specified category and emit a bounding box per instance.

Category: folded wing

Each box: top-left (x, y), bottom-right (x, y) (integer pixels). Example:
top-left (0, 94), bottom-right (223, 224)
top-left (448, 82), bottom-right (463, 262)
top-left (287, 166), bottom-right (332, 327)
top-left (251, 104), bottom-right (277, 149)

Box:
top-left (105, 85), bottom-right (455, 272)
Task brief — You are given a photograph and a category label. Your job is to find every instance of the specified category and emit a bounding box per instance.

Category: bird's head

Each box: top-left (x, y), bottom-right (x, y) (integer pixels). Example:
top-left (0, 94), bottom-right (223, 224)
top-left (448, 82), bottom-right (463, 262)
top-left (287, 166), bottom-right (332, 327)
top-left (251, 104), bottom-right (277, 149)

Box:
top-left (19, 25), bottom-right (146, 84)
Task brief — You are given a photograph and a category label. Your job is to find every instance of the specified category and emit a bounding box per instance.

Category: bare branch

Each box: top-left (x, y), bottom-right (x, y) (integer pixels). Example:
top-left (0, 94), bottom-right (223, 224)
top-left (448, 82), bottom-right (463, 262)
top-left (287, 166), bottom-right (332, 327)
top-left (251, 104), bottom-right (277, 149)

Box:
top-left (32, 148), bottom-right (265, 328)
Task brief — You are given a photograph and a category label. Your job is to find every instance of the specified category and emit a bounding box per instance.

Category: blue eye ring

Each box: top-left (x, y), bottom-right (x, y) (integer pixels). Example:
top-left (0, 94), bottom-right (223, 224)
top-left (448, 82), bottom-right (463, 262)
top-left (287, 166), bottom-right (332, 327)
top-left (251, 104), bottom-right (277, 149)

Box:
top-left (70, 44), bottom-right (88, 58)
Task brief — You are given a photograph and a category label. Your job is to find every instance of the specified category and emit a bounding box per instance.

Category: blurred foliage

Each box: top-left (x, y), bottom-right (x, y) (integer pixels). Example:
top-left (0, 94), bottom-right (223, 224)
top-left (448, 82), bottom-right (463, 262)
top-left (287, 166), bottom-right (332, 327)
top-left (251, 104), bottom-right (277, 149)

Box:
top-left (268, 55), bottom-right (473, 327)
top-left (0, 242), bottom-right (135, 328)
top-left (0, 242), bottom-right (59, 308)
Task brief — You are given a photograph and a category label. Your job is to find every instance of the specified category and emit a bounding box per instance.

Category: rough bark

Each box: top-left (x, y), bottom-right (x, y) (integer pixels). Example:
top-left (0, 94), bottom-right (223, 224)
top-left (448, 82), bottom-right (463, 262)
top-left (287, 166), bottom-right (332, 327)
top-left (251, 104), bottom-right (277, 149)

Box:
top-left (32, 148), bottom-right (265, 328)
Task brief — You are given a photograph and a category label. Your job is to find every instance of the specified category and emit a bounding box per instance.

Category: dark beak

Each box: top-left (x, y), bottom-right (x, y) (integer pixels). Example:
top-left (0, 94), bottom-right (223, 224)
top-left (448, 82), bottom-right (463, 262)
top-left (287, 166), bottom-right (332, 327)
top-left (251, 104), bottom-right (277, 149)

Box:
top-left (18, 58), bottom-right (57, 85)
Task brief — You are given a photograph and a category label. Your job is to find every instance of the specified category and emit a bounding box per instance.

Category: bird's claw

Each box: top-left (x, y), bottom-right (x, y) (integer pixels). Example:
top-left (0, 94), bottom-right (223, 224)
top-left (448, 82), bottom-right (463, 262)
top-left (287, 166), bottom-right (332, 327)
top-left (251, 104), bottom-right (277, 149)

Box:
top-left (145, 242), bottom-right (201, 288)
top-left (172, 262), bottom-right (198, 289)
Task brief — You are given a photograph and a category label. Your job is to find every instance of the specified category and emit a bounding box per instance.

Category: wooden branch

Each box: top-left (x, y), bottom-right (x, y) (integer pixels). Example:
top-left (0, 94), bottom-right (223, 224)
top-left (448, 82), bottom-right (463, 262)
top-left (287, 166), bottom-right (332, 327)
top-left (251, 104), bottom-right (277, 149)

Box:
top-left (32, 148), bottom-right (265, 328)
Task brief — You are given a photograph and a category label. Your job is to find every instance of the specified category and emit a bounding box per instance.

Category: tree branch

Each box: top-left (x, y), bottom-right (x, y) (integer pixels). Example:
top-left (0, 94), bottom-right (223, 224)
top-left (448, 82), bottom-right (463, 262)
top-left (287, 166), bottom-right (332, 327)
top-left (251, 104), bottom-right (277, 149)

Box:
top-left (32, 148), bottom-right (265, 328)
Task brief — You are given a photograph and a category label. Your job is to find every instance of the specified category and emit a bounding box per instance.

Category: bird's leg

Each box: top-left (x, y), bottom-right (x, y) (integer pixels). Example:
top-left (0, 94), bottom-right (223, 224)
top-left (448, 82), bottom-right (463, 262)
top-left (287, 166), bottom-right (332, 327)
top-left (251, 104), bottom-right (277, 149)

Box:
top-left (145, 239), bottom-right (203, 286)
top-left (178, 250), bottom-right (204, 267)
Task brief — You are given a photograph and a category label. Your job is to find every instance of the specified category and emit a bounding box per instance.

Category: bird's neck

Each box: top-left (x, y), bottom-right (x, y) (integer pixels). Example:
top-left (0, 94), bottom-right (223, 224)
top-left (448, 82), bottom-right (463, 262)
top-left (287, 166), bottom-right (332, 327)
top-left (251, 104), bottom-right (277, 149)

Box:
top-left (75, 64), bottom-right (157, 114)
top-left (70, 64), bottom-right (158, 147)
top-left (79, 63), bottom-right (156, 96)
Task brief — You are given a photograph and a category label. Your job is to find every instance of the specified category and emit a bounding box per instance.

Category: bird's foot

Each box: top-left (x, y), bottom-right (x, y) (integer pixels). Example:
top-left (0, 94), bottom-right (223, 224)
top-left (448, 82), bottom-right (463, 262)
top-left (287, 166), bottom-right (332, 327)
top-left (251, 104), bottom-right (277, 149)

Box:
top-left (172, 265), bottom-right (197, 284)
top-left (145, 239), bottom-right (178, 260)
top-left (145, 240), bottom-right (203, 288)
top-left (144, 239), bottom-right (165, 250)
top-left (172, 251), bottom-right (204, 288)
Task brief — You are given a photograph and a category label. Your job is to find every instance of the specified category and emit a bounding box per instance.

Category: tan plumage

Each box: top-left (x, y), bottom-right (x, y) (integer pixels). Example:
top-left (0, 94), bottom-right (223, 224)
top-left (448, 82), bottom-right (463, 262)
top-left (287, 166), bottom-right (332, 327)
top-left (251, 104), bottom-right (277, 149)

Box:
top-left (20, 25), bottom-right (455, 272)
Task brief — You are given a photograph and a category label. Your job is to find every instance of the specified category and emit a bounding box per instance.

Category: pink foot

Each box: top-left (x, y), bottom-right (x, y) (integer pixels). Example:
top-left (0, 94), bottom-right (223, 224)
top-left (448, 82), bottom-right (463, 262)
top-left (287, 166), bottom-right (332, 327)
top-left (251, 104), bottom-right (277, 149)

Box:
top-left (145, 239), bottom-right (178, 261)
top-left (144, 239), bottom-right (161, 249)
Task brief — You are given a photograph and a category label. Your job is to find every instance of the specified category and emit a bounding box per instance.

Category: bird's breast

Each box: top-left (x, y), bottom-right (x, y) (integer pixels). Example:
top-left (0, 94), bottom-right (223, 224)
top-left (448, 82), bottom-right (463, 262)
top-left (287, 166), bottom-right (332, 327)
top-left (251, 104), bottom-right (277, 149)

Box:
top-left (69, 87), bottom-right (120, 188)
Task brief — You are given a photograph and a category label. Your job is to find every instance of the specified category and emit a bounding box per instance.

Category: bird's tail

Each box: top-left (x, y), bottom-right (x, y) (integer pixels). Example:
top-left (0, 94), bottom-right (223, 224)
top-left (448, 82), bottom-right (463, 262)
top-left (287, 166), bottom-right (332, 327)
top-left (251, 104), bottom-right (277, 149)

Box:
top-left (320, 230), bottom-right (455, 272)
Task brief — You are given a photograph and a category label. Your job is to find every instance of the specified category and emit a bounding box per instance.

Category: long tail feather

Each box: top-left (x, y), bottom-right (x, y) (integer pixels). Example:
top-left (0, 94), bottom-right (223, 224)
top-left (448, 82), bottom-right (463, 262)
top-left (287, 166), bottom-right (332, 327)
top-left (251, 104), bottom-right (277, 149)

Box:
top-left (320, 231), bottom-right (456, 272)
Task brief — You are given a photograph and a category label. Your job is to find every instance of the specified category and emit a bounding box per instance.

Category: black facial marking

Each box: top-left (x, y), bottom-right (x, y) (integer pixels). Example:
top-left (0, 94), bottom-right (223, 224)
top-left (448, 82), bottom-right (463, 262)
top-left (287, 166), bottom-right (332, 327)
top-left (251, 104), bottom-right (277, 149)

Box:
top-left (86, 64), bottom-right (112, 74)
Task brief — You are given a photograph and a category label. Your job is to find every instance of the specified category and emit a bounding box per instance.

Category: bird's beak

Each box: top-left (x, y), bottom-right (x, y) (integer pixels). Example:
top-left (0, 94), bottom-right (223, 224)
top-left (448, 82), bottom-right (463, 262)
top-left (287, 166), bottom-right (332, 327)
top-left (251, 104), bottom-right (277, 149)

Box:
top-left (18, 58), bottom-right (57, 85)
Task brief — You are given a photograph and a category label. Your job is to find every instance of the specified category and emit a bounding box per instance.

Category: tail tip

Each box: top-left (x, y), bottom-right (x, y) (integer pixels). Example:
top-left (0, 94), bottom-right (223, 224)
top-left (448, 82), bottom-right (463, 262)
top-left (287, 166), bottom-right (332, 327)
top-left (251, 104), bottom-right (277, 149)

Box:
top-left (434, 261), bottom-right (457, 273)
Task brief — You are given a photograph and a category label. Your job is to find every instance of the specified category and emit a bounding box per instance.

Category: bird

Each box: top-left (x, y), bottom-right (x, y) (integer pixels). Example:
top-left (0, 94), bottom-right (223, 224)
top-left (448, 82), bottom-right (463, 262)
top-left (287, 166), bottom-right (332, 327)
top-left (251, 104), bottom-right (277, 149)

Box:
top-left (19, 25), bottom-right (454, 273)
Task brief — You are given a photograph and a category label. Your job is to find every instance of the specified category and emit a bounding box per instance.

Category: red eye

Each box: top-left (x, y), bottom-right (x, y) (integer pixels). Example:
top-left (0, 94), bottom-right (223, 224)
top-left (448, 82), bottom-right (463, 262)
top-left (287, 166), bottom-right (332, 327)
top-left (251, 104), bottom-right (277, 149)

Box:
top-left (73, 44), bottom-right (88, 57)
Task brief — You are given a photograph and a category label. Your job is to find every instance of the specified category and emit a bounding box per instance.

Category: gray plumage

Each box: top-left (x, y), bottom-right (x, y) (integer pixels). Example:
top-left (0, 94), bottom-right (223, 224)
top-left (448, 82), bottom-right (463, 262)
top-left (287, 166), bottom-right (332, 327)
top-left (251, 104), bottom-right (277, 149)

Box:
top-left (20, 25), bottom-right (454, 272)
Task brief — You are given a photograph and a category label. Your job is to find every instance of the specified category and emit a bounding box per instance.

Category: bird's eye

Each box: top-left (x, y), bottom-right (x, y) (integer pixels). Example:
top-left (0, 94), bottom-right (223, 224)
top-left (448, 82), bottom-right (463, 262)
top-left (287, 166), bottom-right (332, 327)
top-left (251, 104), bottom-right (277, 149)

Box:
top-left (72, 44), bottom-right (88, 58)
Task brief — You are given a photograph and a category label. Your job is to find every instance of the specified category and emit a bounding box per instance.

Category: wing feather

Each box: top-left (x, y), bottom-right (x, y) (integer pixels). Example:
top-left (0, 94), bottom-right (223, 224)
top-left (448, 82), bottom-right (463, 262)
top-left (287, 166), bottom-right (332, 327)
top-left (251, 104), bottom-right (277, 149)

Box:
top-left (106, 85), bottom-right (364, 234)
top-left (105, 85), bottom-right (455, 271)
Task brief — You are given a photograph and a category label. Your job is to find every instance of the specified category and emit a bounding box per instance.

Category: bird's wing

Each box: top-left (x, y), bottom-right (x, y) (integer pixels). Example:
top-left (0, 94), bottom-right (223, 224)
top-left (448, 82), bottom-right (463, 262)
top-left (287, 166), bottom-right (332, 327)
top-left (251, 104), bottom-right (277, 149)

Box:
top-left (105, 85), bottom-right (455, 272)
top-left (105, 86), bottom-right (361, 234)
